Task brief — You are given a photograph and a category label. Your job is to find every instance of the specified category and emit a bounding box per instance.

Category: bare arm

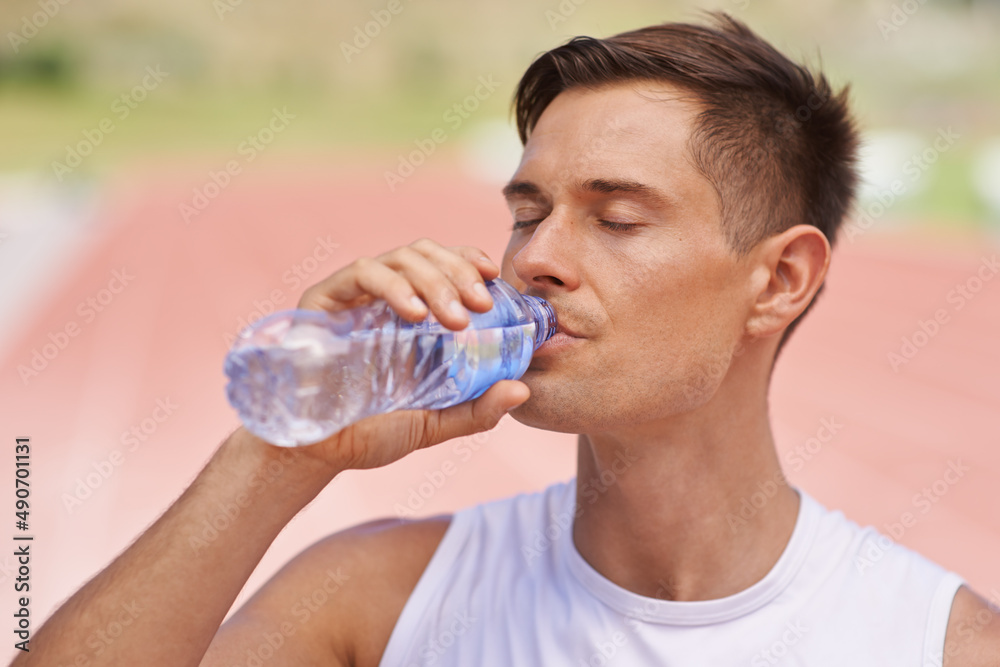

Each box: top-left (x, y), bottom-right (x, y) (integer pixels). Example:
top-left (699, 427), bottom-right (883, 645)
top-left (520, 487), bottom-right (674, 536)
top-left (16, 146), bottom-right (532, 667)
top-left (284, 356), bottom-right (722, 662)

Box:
top-left (13, 239), bottom-right (527, 667)
top-left (943, 585), bottom-right (1000, 667)
top-left (202, 516), bottom-right (452, 667)
top-left (12, 429), bottom-right (339, 667)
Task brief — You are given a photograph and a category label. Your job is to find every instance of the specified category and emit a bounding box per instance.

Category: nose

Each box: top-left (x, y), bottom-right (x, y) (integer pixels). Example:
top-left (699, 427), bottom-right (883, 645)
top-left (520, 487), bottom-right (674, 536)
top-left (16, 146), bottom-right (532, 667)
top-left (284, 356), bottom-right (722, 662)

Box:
top-left (509, 211), bottom-right (581, 295)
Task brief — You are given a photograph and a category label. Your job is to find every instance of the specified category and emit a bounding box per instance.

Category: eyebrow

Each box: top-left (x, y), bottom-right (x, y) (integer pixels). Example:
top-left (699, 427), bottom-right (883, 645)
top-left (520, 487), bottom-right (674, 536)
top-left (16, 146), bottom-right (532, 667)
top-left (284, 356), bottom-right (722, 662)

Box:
top-left (580, 178), bottom-right (670, 207)
top-left (502, 177), bottom-right (671, 209)
top-left (502, 180), bottom-right (544, 199)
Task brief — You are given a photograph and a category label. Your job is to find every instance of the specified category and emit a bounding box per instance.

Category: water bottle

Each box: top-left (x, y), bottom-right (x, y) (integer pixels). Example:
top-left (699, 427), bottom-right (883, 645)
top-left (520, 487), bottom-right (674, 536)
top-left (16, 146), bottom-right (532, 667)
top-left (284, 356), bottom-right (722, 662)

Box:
top-left (224, 278), bottom-right (557, 446)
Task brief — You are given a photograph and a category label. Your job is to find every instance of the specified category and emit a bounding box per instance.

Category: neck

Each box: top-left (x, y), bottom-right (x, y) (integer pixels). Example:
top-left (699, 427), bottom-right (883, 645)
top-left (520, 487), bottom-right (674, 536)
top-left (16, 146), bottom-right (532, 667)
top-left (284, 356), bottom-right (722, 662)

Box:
top-left (571, 346), bottom-right (800, 602)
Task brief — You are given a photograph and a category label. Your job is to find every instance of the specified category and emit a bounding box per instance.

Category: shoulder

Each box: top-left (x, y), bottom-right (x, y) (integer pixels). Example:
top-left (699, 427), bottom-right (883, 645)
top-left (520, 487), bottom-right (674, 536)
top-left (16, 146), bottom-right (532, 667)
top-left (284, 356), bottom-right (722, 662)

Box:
top-left (304, 515), bottom-right (454, 666)
top-left (943, 585), bottom-right (1000, 666)
top-left (204, 515), bottom-right (452, 667)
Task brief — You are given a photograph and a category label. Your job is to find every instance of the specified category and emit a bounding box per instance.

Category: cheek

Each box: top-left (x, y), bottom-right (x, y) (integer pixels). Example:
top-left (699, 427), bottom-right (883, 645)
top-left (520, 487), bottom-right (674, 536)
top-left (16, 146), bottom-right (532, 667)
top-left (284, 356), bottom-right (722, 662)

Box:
top-left (603, 261), bottom-right (742, 400)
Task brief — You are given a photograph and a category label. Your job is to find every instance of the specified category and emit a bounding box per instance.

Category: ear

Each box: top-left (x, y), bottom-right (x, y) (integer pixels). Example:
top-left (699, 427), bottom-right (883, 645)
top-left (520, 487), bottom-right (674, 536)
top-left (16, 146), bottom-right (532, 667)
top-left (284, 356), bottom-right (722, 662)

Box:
top-left (744, 225), bottom-right (831, 339)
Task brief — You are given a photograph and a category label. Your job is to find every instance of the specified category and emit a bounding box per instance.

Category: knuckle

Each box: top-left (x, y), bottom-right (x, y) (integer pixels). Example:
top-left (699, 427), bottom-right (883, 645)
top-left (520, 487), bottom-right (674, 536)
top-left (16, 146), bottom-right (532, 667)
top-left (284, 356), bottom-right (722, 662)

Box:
top-left (353, 256), bottom-right (375, 271)
top-left (433, 287), bottom-right (459, 309)
top-left (411, 414), bottom-right (432, 446)
top-left (388, 246), bottom-right (420, 264)
top-left (455, 245), bottom-right (485, 258)
top-left (411, 237), bottom-right (438, 252)
top-left (299, 284), bottom-right (321, 303)
top-left (388, 271), bottom-right (411, 292)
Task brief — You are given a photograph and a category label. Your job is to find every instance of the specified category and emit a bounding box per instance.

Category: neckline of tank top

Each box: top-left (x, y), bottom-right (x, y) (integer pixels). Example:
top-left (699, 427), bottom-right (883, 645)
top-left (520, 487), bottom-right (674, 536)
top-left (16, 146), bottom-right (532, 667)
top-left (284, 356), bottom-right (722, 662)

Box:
top-left (559, 480), bottom-right (821, 626)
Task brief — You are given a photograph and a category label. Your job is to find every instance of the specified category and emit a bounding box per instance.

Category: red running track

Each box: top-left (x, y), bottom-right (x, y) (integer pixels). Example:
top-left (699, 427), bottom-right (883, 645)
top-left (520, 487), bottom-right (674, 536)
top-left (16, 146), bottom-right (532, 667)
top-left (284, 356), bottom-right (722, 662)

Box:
top-left (2, 157), bottom-right (998, 654)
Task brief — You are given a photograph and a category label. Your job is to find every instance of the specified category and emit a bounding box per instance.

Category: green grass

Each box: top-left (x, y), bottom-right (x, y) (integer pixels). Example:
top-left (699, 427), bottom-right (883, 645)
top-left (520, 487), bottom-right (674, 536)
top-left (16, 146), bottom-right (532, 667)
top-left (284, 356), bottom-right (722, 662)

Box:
top-left (0, 82), bottom-right (992, 231)
top-left (0, 83), bottom-right (514, 173)
top-left (890, 148), bottom-right (991, 229)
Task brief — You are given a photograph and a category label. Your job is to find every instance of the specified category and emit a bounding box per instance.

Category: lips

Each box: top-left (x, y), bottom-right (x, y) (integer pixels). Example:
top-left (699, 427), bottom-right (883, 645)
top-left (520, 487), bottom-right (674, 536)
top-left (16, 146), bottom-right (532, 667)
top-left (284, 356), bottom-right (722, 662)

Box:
top-left (555, 323), bottom-right (583, 338)
top-left (548, 307), bottom-right (583, 338)
top-left (531, 308), bottom-right (586, 358)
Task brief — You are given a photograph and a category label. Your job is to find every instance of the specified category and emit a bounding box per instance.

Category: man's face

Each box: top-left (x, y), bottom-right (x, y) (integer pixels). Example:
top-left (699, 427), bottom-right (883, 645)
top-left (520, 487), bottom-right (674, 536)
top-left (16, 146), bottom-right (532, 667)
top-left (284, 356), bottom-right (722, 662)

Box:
top-left (500, 81), bottom-right (755, 435)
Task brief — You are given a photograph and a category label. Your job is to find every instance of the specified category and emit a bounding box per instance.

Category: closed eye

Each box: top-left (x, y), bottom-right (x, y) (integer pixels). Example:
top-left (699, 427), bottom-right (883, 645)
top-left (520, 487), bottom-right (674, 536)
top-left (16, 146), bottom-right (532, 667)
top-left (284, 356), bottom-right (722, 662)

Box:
top-left (598, 220), bottom-right (639, 232)
top-left (511, 219), bottom-right (543, 231)
top-left (512, 219), bottom-right (639, 232)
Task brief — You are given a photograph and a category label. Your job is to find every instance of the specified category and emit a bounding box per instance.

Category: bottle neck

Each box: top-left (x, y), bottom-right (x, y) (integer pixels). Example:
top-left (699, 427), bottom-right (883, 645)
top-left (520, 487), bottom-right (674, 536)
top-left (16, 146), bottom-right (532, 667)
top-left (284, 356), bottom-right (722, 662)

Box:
top-left (522, 296), bottom-right (557, 350)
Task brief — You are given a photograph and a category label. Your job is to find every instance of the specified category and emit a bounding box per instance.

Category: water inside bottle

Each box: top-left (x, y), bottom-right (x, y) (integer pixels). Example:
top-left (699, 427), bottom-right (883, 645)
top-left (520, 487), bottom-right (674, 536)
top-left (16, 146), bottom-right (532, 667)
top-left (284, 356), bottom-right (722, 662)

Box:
top-left (225, 320), bottom-right (538, 446)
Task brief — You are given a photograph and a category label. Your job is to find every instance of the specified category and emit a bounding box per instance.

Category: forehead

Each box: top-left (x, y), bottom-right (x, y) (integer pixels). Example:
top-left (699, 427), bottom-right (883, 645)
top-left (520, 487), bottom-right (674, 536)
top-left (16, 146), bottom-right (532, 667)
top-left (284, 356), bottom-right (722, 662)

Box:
top-left (516, 81), bottom-right (703, 181)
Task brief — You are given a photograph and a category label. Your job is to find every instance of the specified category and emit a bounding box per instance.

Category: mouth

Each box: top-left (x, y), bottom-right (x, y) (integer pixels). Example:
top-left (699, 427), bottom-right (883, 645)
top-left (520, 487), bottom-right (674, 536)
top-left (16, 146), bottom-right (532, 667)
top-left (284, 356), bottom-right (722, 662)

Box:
top-left (533, 327), bottom-right (584, 357)
top-left (555, 323), bottom-right (583, 338)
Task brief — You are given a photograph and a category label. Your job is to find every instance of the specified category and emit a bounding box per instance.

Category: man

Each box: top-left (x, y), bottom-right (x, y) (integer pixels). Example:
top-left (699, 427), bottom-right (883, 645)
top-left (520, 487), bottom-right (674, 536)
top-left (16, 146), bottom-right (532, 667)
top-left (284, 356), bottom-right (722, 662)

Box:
top-left (17, 13), bottom-right (999, 667)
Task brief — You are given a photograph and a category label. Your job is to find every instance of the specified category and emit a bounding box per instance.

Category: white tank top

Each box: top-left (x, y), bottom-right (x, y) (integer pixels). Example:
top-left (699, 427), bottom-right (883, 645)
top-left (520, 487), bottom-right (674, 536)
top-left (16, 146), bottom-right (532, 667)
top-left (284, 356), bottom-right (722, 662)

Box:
top-left (379, 480), bottom-right (963, 666)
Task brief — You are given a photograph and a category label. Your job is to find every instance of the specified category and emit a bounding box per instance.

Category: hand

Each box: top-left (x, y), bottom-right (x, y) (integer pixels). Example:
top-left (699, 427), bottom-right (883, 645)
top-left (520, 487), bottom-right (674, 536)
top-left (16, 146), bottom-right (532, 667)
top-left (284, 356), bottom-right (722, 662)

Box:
top-left (289, 238), bottom-right (531, 470)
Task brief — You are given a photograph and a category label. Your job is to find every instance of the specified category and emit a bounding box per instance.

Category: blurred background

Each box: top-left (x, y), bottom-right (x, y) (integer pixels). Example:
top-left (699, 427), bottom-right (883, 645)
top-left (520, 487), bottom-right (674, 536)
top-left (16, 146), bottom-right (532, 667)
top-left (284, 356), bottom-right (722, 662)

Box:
top-left (1, 0), bottom-right (998, 657)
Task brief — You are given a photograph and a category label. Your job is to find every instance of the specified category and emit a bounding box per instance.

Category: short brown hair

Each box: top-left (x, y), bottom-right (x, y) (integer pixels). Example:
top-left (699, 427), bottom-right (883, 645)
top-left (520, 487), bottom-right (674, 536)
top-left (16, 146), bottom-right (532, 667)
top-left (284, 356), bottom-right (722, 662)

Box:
top-left (512, 12), bottom-right (859, 351)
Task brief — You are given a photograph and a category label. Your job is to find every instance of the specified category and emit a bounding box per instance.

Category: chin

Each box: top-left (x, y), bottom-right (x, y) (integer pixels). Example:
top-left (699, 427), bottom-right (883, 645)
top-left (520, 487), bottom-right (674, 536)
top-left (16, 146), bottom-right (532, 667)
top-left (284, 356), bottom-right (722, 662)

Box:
top-left (505, 387), bottom-right (626, 435)
top-left (505, 399), bottom-right (584, 435)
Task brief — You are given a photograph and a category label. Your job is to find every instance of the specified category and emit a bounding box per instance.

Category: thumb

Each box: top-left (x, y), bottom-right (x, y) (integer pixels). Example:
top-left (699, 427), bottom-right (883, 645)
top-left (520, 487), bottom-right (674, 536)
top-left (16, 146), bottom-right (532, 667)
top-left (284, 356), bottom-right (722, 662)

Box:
top-left (422, 380), bottom-right (530, 447)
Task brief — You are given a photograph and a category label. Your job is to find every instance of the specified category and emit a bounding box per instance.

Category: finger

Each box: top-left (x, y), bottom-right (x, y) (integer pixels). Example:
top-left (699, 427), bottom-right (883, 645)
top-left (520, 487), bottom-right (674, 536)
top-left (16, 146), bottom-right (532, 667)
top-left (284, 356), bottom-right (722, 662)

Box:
top-left (298, 257), bottom-right (430, 322)
top-left (418, 380), bottom-right (530, 449)
top-left (445, 245), bottom-right (501, 281)
top-left (376, 245), bottom-right (473, 330)
top-left (444, 246), bottom-right (501, 313)
top-left (405, 240), bottom-right (498, 315)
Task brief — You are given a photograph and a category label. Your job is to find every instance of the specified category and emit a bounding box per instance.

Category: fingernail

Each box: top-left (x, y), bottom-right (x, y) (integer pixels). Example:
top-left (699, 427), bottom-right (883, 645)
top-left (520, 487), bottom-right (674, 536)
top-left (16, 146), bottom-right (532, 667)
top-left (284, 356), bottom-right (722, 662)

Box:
top-left (410, 295), bottom-right (427, 312)
top-left (472, 282), bottom-right (491, 302)
top-left (448, 299), bottom-right (467, 320)
top-left (479, 256), bottom-right (498, 267)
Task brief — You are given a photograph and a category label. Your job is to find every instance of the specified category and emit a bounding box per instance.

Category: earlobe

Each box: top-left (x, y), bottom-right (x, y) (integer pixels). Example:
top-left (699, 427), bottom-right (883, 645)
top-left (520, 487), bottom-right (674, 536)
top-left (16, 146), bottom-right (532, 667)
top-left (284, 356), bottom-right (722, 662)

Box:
top-left (745, 225), bottom-right (830, 339)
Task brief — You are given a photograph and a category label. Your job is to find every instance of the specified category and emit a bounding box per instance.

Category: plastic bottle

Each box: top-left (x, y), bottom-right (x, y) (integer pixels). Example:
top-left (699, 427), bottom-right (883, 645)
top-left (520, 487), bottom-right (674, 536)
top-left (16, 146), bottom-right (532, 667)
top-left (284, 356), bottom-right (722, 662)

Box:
top-left (224, 278), bottom-right (556, 446)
